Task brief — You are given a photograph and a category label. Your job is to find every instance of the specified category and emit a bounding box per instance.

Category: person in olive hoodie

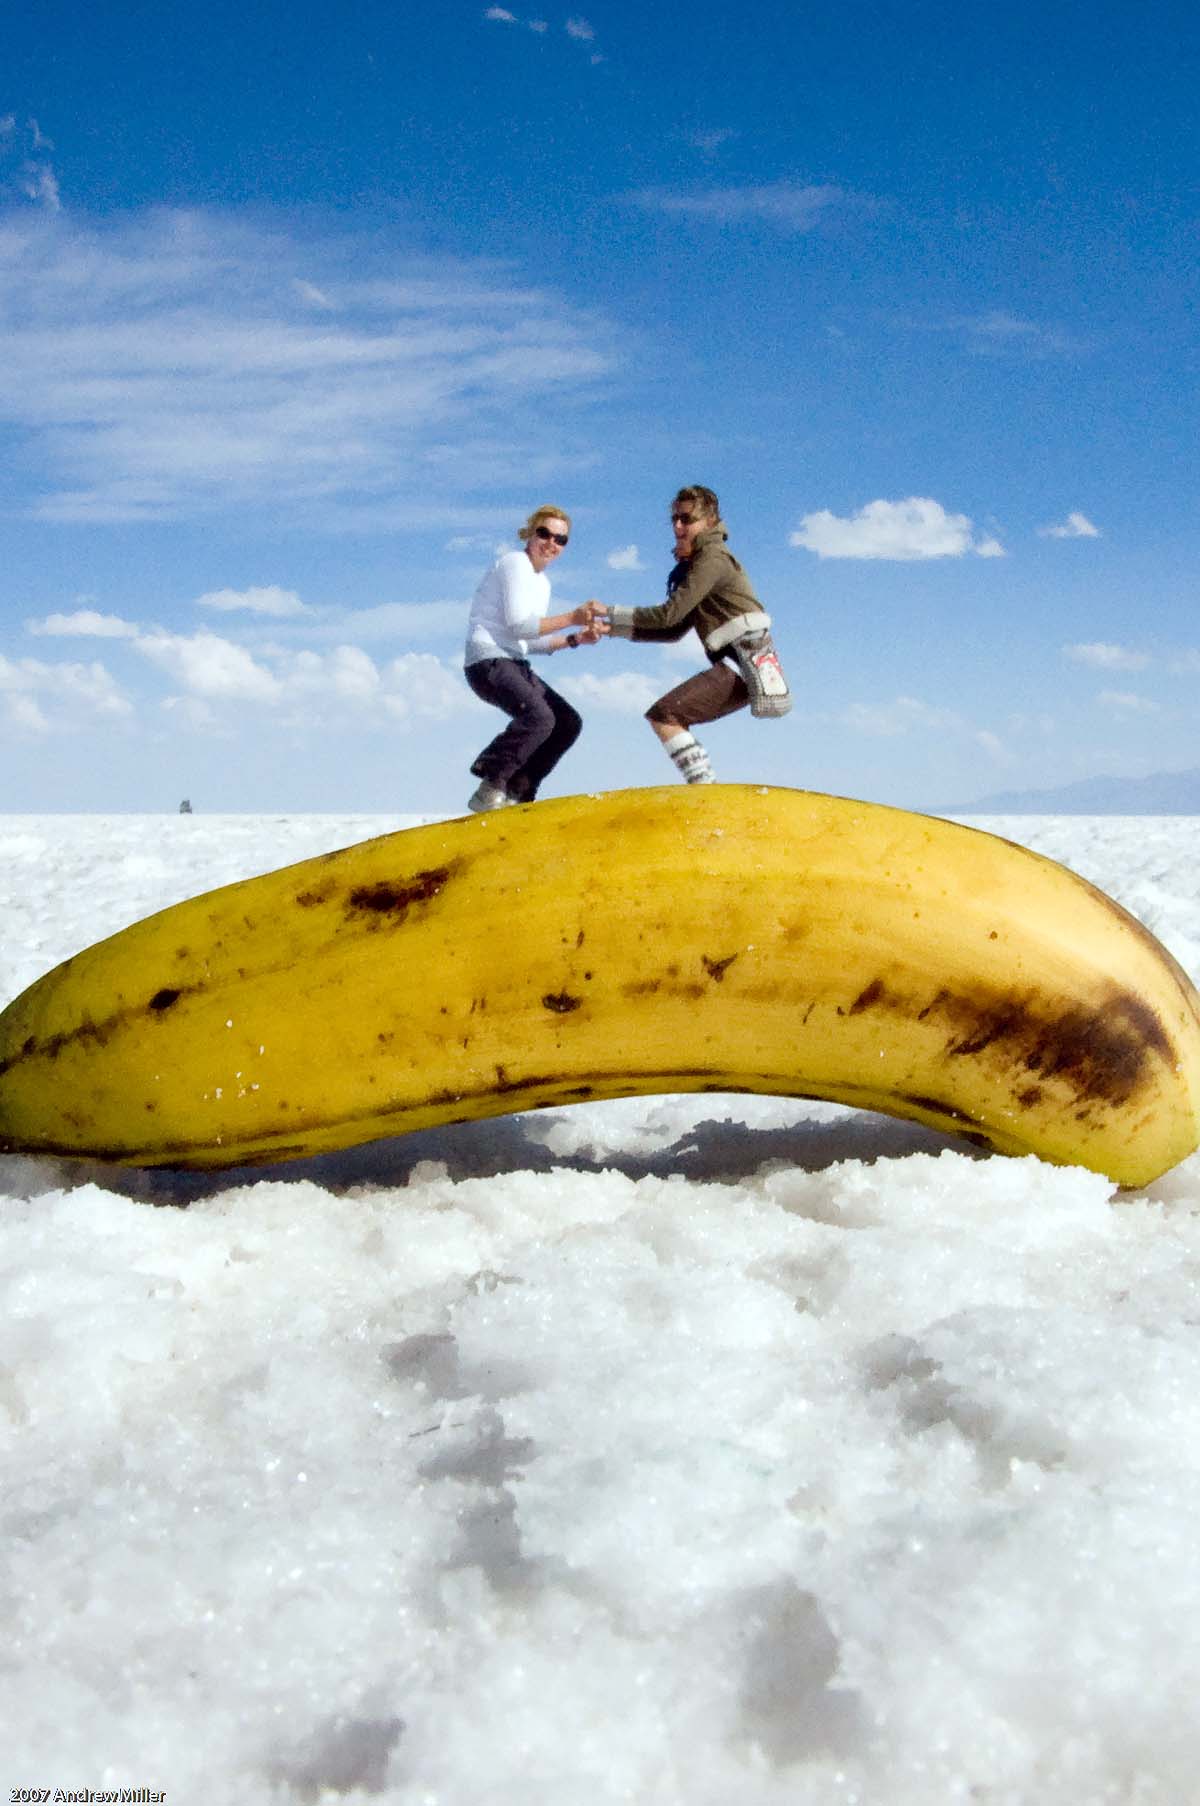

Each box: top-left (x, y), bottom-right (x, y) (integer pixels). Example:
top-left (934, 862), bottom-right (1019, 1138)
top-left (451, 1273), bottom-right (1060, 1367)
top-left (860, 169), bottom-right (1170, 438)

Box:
top-left (603, 485), bottom-right (791, 784)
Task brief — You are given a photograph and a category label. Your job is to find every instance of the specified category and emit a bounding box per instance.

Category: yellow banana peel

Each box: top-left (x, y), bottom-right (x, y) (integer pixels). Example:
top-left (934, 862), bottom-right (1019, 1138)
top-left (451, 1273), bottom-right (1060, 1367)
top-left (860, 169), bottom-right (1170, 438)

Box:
top-left (1, 785), bottom-right (1198, 1185)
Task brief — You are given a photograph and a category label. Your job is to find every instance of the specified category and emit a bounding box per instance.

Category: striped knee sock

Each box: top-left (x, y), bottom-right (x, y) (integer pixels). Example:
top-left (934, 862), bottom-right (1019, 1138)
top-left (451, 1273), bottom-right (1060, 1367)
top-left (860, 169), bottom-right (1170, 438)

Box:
top-left (662, 731), bottom-right (715, 784)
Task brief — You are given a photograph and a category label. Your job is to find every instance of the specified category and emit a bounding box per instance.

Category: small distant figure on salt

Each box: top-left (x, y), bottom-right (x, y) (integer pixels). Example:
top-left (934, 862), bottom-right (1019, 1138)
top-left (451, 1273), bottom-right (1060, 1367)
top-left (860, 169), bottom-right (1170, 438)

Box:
top-left (462, 505), bottom-right (607, 812)
top-left (178, 799), bottom-right (193, 814)
top-left (595, 485), bottom-right (791, 785)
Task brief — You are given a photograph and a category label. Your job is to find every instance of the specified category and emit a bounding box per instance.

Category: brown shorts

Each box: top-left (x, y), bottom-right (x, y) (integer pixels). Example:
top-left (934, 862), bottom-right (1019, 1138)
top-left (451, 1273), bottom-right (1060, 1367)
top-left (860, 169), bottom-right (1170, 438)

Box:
top-left (645, 660), bottom-right (749, 729)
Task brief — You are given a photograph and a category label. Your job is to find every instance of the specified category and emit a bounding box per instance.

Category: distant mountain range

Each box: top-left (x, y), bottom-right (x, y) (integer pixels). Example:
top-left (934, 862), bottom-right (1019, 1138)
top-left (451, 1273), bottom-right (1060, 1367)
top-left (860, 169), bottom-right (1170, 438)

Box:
top-left (943, 768), bottom-right (1200, 815)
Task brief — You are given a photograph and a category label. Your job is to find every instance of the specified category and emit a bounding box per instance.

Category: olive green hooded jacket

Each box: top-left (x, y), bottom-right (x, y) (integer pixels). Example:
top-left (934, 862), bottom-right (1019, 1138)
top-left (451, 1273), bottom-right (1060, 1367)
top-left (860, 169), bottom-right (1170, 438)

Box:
top-left (607, 522), bottom-right (771, 661)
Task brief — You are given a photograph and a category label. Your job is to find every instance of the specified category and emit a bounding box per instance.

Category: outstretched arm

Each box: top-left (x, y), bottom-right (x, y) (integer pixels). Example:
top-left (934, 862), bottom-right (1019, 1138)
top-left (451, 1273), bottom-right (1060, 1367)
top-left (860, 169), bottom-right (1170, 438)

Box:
top-left (606, 544), bottom-right (725, 640)
top-left (527, 609), bottom-right (610, 654)
top-left (536, 600), bottom-right (603, 635)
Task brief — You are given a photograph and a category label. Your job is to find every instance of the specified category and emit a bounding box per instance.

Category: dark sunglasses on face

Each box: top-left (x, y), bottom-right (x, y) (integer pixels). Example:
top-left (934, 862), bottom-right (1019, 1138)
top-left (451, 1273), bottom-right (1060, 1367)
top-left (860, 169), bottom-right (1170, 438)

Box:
top-left (535, 525), bottom-right (569, 546)
top-left (671, 511), bottom-right (701, 526)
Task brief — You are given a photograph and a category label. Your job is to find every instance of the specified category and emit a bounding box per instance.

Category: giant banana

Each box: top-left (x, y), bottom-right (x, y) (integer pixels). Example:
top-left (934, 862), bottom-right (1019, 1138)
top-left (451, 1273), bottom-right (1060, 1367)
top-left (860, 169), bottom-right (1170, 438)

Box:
top-left (0, 785), bottom-right (1198, 1186)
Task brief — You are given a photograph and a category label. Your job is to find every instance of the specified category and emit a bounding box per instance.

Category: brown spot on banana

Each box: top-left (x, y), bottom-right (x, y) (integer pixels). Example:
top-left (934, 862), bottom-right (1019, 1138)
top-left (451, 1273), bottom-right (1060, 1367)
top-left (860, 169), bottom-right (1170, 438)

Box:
top-left (346, 864), bottom-right (457, 920)
top-left (892, 1092), bottom-right (985, 1132)
top-left (932, 987), bottom-right (1168, 1106)
top-left (830, 970), bottom-right (1173, 1112)
top-left (295, 880), bottom-right (337, 908)
top-left (702, 953), bottom-right (739, 983)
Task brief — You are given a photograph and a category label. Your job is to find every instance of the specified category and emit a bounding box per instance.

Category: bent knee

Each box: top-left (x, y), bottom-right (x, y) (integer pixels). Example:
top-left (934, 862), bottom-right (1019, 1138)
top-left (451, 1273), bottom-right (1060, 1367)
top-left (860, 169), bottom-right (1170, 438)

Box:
top-left (521, 698), bottom-right (557, 734)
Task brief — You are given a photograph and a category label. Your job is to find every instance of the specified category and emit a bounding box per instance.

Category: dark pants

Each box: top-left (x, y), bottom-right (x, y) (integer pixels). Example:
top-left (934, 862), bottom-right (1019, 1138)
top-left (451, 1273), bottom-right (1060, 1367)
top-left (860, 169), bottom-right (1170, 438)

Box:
top-left (465, 659), bottom-right (582, 802)
top-left (645, 660), bottom-right (749, 729)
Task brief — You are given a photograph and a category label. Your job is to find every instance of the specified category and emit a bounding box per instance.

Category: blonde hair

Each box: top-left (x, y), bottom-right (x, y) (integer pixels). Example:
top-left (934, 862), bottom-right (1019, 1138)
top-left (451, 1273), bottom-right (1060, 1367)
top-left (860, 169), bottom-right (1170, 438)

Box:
top-left (518, 504), bottom-right (572, 542)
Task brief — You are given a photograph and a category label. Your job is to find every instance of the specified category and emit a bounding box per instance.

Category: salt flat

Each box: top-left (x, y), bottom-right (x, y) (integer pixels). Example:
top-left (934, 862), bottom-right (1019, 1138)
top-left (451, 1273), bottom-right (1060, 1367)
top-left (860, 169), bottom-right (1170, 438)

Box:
top-left (3, 809), bottom-right (1199, 1805)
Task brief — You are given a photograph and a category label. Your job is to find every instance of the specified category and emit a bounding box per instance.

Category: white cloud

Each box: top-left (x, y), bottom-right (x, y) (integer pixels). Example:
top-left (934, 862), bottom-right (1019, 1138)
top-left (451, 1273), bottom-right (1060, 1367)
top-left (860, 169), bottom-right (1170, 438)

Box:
top-left (379, 653), bottom-right (474, 721)
top-left (135, 629), bottom-right (284, 703)
top-left (606, 544), bottom-right (644, 571)
top-left (482, 9), bottom-right (550, 29)
top-left (0, 211), bottom-right (618, 525)
top-left (1063, 642), bottom-right (1149, 671)
top-left (276, 644), bottom-right (383, 702)
top-left (27, 608), bottom-right (140, 638)
top-left (2, 119), bottom-right (62, 212)
top-left (3, 692), bottom-right (49, 732)
top-left (832, 697), bottom-right (1012, 761)
top-left (566, 17), bottom-right (595, 39)
top-left (838, 695), bottom-right (963, 737)
top-left (974, 729), bottom-right (1013, 764)
top-left (160, 694), bottom-right (221, 731)
top-left (328, 645), bottom-right (381, 698)
top-left (293, 278), bottom-right (335, 310)
top-left (906, 311), bottom-right (1081, 359)
top-left (559, 670), bottom-right (661, 713)
top-left (6, 594), bottom-right (477, 738)
top-left (21, 165), bottom-right (61, 210)
top-left (133, 629), bottom-right (473, 726)
top-left (631, 183), bottom-right (850, 231)
top-left (1040, 511), bottom-right (1101, 540)
top-left (792, 497), bottom-right (991, 561)
top-left (662, 633), bottom-right (704, 666)
top-left (0, 652), bottom-right (132, 719)
top-left (966, 312), bottom-right (1072, 353)
top-left (255, 598), bottom-right (468, 648)
top-left (196, 585), bottom-right (312, 617)
top-left (1097, 690), bottom-right (1159, 714)
top-left (332, 601), bottom-right (467, 642)
top-left (447, 532), bottom-right (507, 554)
top-left (687, 128), bottom-right (736, 156)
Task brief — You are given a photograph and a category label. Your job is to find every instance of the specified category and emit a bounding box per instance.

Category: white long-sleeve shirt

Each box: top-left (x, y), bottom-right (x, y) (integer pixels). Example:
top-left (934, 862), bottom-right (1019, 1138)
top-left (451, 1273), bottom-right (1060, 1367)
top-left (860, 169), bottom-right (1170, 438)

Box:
top-left (464, 549), bottom-right (558, 665)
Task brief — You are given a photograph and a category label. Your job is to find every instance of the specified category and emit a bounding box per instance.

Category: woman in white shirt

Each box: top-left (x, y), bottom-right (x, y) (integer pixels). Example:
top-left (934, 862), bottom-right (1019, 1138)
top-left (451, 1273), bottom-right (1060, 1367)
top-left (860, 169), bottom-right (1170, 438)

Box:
top-left (463, 505), bottom-right (604, 811)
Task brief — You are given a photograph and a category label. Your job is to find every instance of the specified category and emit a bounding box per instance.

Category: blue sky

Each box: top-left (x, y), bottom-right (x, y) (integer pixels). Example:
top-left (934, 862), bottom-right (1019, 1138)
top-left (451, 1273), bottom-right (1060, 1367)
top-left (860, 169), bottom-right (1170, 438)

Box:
top-left (3, 0), bottom-right (1198, 813)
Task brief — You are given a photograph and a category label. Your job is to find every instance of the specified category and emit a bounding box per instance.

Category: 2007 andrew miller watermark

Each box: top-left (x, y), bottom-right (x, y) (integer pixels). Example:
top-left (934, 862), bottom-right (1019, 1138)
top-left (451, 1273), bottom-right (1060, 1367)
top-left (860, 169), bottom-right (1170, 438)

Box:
top-left (10, 1792), bottom-right (166, 1802)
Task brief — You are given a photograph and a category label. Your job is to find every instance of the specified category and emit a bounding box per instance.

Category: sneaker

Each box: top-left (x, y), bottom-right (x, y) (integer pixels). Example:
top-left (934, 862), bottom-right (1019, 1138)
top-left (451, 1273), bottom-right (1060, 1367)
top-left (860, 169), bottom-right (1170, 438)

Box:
top-left (467, 780), bottom-right (510, 812)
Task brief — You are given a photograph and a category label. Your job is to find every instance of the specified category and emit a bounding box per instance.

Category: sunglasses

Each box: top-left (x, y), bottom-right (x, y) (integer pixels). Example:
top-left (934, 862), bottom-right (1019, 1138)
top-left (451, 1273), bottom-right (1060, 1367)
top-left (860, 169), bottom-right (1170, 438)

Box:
top-left (535, 525), bottom-right (569, 547)
top-left (671, 511), bottom-right (701, 526)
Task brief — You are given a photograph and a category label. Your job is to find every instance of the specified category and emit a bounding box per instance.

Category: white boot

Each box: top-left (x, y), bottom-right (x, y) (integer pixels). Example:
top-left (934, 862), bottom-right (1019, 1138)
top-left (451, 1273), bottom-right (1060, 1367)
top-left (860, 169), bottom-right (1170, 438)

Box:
top-left (662, 731), bottom-right (715, 784)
